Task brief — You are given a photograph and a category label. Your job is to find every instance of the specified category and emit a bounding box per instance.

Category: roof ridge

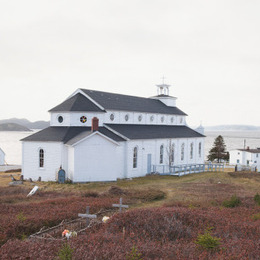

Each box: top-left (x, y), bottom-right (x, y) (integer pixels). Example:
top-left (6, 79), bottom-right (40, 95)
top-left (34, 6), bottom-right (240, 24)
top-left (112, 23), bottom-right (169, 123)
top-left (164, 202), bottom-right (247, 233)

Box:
top-left (80, 88), bottom-right (150, 100)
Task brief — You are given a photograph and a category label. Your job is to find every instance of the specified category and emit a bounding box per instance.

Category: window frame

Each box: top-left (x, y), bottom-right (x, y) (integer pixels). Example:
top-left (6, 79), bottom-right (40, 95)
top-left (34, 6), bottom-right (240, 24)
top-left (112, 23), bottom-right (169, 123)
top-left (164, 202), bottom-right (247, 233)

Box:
top-left (133, 147), bottom-right (138, 168)
top-left (39, 148), bottom-right (44, 168)
top-left (160, 144), bottom-right (164, 164)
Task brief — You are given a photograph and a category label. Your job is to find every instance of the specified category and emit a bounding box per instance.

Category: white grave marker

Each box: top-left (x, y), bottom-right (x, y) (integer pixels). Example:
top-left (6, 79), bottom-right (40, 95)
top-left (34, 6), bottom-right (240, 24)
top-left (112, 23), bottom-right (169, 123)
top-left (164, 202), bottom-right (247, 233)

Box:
top-left (27, 186), bottom-right (39, 197)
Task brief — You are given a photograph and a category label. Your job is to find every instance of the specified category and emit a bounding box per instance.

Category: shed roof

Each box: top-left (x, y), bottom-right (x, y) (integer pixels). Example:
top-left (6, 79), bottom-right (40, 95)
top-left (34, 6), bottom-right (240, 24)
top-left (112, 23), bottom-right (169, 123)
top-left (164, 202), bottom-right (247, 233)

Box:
top-left (237, 148), bottom-right (260, 154)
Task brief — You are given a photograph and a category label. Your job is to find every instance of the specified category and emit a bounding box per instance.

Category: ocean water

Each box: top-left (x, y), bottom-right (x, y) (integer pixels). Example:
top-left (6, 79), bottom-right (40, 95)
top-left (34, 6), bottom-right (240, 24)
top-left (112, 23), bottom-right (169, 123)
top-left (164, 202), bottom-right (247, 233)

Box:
top-left (1, 130), bottom-right (260, 165)
top-left (0, 131), bottom-right (36, 165)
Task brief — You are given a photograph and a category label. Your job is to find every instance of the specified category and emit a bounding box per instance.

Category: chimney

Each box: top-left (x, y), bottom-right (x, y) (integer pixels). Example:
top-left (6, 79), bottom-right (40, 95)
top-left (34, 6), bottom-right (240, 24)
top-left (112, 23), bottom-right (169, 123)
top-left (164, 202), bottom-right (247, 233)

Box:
top-left (91, 117), bottom-right (99, 132)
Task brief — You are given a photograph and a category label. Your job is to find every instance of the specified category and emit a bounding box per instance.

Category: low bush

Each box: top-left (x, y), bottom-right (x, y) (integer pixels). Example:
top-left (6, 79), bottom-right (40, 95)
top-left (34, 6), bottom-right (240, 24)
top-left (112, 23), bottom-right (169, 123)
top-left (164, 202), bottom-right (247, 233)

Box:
top-left (254, 193), bottom-right (260, 206)
top-left (129, 189), bottom-right (166, 202)
top-left (222, 195), bottom-right (241, 208)
top-left (195, 227), bottom-right (221, 250)
top-left (82, 191), bottom-right (99, 198)
top-left (56, 242), bottom-right (74, 260)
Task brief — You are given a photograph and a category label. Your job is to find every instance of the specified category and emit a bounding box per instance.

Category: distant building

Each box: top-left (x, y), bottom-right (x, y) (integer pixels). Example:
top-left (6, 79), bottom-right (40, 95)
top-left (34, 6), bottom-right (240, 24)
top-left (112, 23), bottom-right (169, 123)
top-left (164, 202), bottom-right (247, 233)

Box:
top-left (229, 147), bottom-right (260, 168)
top-left (0, 148), bottom-right (5, 165)
top-left (21, 83), bottom-right (205, 182)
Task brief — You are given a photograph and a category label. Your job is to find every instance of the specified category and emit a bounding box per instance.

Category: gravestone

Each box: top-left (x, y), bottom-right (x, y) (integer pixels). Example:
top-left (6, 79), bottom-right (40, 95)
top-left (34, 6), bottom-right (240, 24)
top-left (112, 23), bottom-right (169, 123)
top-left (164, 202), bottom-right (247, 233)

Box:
top-left (78, 206), bottom-right (97, 226)
top-left (112, 197), bottom-right (129, 213)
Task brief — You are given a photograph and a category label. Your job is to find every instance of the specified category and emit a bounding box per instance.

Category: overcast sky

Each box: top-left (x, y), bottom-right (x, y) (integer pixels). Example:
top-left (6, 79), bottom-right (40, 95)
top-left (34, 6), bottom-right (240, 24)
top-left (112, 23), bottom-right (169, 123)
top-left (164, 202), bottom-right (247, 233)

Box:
top-left (0, 0), bottom-right (260, 126)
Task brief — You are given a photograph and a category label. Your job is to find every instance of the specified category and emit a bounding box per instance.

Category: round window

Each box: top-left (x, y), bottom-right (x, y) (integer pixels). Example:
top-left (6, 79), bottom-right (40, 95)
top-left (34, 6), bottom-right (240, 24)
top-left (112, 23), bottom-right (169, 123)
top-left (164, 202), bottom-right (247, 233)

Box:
top-left (125, 114), bottom-right (129, 121)
top-left (58, 116), bottom-right (63, 123)
top-left (161, 116), bottom-right (164, 122)
top-left (150, 115), bottom-right (154, 122)
top-left (110, 113), bottom-right (115, 121)
top-left (138, 115), bottom-right (142, 122)
top-left (80, 116), bottom-right (87, 123)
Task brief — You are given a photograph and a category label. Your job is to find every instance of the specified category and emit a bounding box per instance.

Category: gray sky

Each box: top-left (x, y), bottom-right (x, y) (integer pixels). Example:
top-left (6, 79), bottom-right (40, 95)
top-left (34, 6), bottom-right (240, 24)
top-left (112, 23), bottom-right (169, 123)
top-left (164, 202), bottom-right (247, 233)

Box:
top-left (1, 0), bottom-right (260, 126)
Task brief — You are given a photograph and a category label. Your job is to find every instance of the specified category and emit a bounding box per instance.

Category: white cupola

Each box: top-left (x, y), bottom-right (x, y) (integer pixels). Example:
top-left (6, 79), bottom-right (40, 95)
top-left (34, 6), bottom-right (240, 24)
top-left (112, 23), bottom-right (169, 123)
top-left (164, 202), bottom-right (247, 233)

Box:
top-left (150, 80), bottom-right (177, 107)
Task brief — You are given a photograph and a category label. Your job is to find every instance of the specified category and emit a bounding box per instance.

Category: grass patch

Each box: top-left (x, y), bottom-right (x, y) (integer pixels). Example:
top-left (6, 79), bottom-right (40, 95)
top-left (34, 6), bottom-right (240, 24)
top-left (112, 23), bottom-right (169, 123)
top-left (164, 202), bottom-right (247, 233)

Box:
top-left (222, 195), bottom-right (241, 208)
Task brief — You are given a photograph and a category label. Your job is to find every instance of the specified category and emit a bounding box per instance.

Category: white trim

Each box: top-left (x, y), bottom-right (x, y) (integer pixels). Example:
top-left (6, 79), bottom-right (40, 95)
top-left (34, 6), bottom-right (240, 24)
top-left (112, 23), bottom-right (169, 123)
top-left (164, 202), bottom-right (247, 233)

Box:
top-left (66, 89), bottom-right (105, 111)
top-left (71, 131), bottom-right (120, 147)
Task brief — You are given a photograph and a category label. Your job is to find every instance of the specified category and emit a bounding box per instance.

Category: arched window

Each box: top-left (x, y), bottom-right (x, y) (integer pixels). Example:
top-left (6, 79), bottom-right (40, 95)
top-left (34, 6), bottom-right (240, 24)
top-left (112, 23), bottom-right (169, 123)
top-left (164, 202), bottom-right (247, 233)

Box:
top-left (190, 143), bottom-right (194, 159)
top-left (170, 144), bottom-right (175, 165)
top-left (181, 143), bottom-right (185, 161)
top-left (39, 149), bottom-right (44, 168)
top-left (199, 142), bottom-right (202, 158)
top-left (160, 145), bottom-right (164, 164)
top-left (133, 147), bottom-right (138, 168)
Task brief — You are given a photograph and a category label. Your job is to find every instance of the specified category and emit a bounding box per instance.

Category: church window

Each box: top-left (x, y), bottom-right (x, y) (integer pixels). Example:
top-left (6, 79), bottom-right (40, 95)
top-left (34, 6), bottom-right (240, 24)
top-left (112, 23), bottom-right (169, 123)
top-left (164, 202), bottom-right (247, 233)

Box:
top-left (110, 113), bottom-right (115, 121)
top-left (58, 116), bottom-right (63, 123)
top-left (80, 116), bottom-right (87, 123)
top-left (181, 143), bottom-right (185, 161)
top-left (180, 117), bottom-right (183, 124)
top-left (133, 147), bottom-right (138, 168)
top-left (138, 115), bottom-right (142, 122)
top-left (160, 145), bottom-right (164, 164)
top-left (150, 115), bottom-right (154, 122)
top-left (39, 149), bottom-right (44, 168)
top-left (125, 114), bottom-right (129, 121)
top-left (170, 143), bottom-right (175, 165)
top-left (171, 117), bottom-right (174, 123)
top-left (199, 142), bottom-right (202, 158)
top-left (161, 116), bottom-right (164, 123)
top-left (190, 143), bottom-right (194, 159)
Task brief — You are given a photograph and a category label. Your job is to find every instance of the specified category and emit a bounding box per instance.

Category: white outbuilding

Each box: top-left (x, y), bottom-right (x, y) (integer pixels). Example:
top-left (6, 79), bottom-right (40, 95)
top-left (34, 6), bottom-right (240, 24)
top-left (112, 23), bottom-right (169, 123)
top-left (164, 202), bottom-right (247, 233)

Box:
top-left (21, 83), bottom-right (205, 182)
top-left (0, 148), bottom-right (5, 165)
top-left (229, 147), bottom-right (260, 169)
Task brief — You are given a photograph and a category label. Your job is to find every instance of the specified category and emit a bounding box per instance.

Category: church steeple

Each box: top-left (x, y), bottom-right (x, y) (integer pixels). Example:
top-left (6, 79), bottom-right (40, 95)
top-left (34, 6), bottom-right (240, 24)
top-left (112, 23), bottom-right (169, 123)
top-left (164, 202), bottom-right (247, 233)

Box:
top-left (150, 77), bottom-right (177, 107)
top-left (156, 76), bottom-right (171, 96)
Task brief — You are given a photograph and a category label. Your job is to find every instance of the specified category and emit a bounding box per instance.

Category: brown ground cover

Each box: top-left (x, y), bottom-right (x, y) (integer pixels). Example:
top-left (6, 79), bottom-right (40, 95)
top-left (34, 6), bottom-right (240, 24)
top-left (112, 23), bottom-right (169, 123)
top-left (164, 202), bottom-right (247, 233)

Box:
top-left (0, 171), bottom-right (259, 259)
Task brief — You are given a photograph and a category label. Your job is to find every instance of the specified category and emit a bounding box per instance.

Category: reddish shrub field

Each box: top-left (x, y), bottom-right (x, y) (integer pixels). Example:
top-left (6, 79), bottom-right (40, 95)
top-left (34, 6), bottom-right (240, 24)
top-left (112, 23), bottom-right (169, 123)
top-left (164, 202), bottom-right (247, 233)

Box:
top-left (0, 188), bottom-right (116, 247)
top-left (1, 202), bottom-right (259, 259)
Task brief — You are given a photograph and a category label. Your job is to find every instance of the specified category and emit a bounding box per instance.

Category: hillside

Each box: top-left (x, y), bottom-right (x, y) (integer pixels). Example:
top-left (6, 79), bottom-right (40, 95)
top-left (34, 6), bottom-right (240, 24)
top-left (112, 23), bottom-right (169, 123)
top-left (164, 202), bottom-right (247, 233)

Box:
top-left (0, 118), bottom-right (49, 130)
top-left (0, 123), bottom-right (31, 131)
top-left (0, 171), bottom-right (259, 259)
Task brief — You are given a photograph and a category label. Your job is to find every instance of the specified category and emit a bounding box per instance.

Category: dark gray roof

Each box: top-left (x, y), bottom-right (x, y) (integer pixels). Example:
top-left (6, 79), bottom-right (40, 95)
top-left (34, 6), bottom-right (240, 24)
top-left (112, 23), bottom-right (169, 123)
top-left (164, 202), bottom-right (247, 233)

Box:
top-left (238, 148), bottom-right (260, 154)
top-left (105, 124), bottom-right (205, 140)
top-left (81, 89), bottom-right (187, 115)
top-left (21, 127), bottom-right (125, 143)
top-left (49, 93), bottom-right (105, 112)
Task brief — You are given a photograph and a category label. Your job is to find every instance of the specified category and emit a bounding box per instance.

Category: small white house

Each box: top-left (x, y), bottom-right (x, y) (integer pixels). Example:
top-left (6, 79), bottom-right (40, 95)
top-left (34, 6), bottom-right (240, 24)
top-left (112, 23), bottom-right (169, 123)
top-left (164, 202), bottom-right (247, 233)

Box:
top-left (229, 147), bottom-right (260, 168)
top-left (21, 83), bottom-right (205, 182)
top-left (0, 148), bottom-right (5, 165)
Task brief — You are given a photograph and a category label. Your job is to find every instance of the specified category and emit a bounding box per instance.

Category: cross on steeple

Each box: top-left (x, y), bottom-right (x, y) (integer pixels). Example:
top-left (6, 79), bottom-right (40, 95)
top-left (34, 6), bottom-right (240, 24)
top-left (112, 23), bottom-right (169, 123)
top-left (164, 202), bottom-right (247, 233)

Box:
top-left (161, 75), bottom-right (166, 85)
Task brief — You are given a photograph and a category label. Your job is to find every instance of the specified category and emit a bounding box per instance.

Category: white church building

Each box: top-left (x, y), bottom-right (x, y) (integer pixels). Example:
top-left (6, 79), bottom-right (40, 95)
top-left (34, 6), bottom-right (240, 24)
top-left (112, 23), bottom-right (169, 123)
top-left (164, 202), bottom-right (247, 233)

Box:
top-left (22, 84), bottom-right (205, 182)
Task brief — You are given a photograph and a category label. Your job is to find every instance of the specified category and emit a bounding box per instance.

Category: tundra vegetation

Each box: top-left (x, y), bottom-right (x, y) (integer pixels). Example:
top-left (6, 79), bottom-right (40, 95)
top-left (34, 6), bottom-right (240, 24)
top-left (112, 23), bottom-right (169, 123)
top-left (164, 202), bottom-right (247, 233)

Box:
top-left (0, 170), bottom-right (259, 259)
